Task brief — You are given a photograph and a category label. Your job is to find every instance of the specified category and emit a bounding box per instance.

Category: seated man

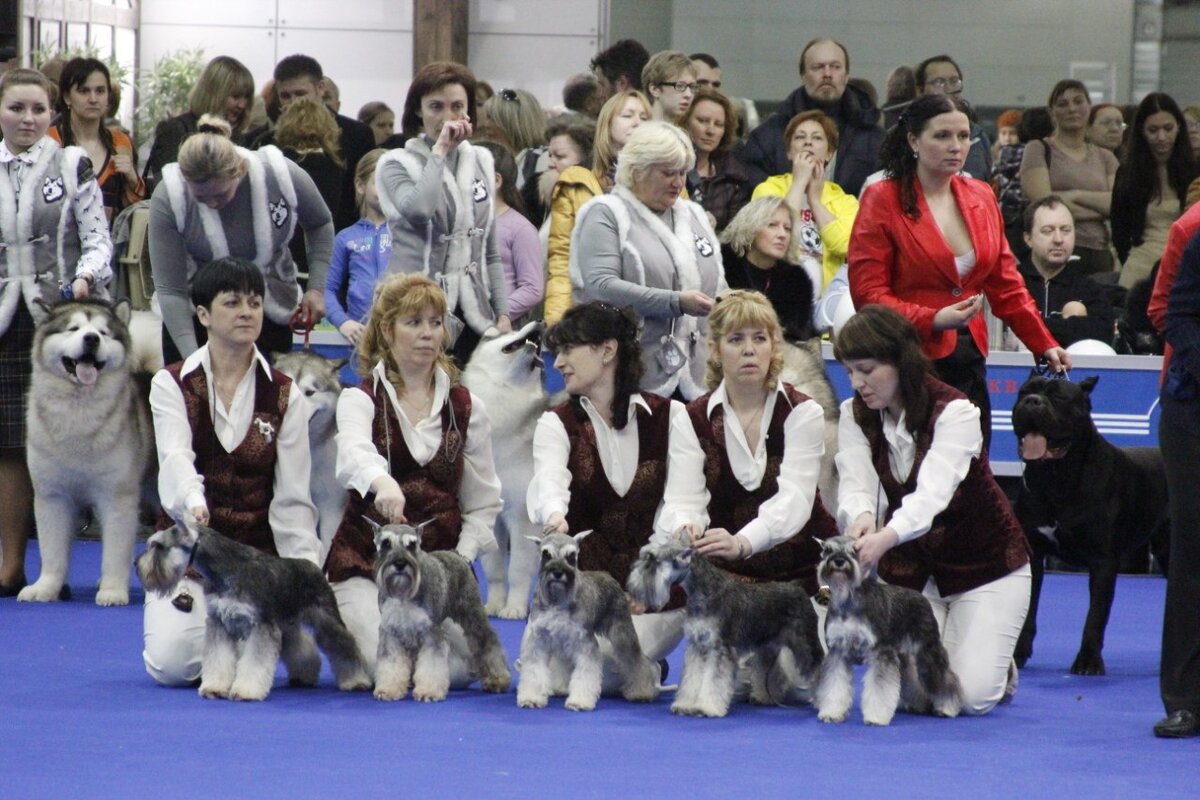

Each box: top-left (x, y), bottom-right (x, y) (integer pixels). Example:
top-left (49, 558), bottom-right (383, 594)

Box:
top-left (1017, 195), bottom-right (1116, 347)
top-left (142, 257), bottom-right (319, 686)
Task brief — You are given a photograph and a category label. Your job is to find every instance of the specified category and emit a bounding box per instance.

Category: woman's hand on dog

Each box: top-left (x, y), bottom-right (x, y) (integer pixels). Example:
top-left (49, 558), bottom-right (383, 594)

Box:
top-left (846, 512), bottom-right (876, 540)
top-left (371, 477), bottom-right (407, 523)
top-left (854, 527), bottom-right (899, 574)
top-left (691, 527), bottom-right (750, 561)
top-left (71, 277), bottom-right (91, 299)
top-left (544, 513), bottom-right (569, 535)
top-left (189, 505), bottom-right (210, 527)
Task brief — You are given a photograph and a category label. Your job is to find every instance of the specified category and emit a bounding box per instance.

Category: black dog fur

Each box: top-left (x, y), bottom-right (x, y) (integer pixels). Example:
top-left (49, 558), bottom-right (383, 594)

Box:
top-left (1011, 375), bottom-right (1169, 675)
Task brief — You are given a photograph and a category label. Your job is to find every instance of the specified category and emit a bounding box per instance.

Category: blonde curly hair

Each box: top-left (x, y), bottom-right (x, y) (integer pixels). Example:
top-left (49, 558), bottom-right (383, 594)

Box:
top-left (704, 290), bottom-right (784, 390)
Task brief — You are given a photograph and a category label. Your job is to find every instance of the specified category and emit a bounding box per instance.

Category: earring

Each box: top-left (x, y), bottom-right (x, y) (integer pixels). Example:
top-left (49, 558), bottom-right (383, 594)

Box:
top-left (912, 149), bottom-right (919, 159)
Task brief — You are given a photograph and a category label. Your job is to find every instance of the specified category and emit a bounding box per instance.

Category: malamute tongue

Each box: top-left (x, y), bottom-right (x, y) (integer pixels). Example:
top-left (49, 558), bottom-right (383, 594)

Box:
top-left (1019, 433), bottom-right (1049, 461)
top-left (74, 361), bottom-right (99, 385)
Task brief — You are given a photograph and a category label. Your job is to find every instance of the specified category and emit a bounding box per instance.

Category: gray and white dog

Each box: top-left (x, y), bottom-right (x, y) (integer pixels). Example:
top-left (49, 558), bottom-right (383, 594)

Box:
top-left (370, 519), bottom-right (512, 702)
top-left (815, 536), bottom-right (962, 725)
top-left (273, 351), bottom-right (349, 563)
top-left (516, 530), bottom-right (660, 711)
top-left (22, 298), bottom-right (155, 605)
top-left (136, 517), bottom-right (372, 701)
top-left (627, 534), bottom-right (824, 718)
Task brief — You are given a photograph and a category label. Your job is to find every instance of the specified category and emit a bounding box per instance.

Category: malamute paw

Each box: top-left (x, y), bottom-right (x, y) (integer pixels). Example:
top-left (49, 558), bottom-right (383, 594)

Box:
top-left (95, 587), bottom-right (130, 606)
top-left (497, 604), bottom-right (528, 620)
top-left (17, 580), bottom-right (65, 603)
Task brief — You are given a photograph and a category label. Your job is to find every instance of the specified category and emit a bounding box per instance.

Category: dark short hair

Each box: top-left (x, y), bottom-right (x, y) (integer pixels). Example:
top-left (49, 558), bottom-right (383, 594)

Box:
top-left (1017, 107), bottom-right (1054, 143)
top-left (401, 61), bottom-right (477, 138)
top-left (1048, 79), bottom-right (1089, 109)
top-left (689, 52), bottom-right (720, 69)
top-left (191, 257), bottom-right (265, 310)
top-left (562, 73), bottom-right (598, 114)
top-left (914, 54), bottom-right (962, 91)
top-left (590, 39), bottom-right (650, 90)
top-left (1023, 194), bottom-right (1069, 234)
top-left (274, 54), bottom-right (323, 84)
top-left (58, 57), bottom-right (114, 115)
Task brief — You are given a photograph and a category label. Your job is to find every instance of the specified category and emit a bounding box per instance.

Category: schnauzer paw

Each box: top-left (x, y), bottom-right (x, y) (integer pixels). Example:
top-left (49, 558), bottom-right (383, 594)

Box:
top-left (95, 588), bottom-right (130, 606)
top-left (670, 702), bottom-right (701, 716)
top-left (863, 715), bottom-right (895, 727)
top-left (517, 694), bottom-right (548, 709)
top-left (339, 677), bottom-right (373, 693)
top-left (412, 686), bottom-right (448, 702)
top-left (1070, 652), bottom-right (1106, 676)
top-left (374, 686), bottom-right (409, 701)
top-left (199, 684), bottom-right (230, 700)
top-left (16, 581), bottom-right (64, 603)
top-left (229, 689), bottom-right (269, 702)
top-left (481, 675), bottom-right (511, 693)
top-left (818, 710), bottom-right (848, 723)
top-left (497, 604), bottom-right (529, 620)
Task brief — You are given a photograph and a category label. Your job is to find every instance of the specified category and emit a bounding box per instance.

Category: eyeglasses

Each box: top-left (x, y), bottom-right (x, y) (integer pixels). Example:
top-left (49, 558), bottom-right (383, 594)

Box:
top-left (1097, 119), bottom-right (1127, 130)
top-left (657, 81), bottom-right (699, 94)
top-left (927, 76), bottom-right (963, 91)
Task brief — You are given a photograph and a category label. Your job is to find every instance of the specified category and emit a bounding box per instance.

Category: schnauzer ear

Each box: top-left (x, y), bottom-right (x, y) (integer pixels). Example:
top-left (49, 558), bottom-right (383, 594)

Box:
top-left (525, 535), bottom-right (544, 546)
top-left (572, 529), bottom-right (593, 544)
top-left (1079, 375), bottom-right (1099, 395)
top-left (414, 518), bottom-right (437, 535)
top-left (362, 516), bottom-right (384, 549)
top-left (815, 537), bottom-right (831, 552)
top-left (673, 525), bottom-right (692, 546)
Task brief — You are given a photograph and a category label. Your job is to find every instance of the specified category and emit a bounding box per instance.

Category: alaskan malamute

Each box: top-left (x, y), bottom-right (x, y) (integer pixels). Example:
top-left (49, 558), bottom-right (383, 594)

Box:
top-left (779, 338), bottom-right (840, 512)
top-left (19, 299), bottom-right (154, 605)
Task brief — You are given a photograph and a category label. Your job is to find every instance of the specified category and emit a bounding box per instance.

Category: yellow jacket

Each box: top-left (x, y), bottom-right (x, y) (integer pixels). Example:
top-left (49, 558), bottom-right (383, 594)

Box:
top-left (545, 166), bottom-right (604, 325)
top-left (752, 174), bottom-right (859, 288)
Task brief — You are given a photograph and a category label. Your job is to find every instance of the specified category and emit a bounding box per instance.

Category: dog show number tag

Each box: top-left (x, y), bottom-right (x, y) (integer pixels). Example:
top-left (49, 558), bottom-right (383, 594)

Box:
top-left (172, 590), bottom-right (194, 613)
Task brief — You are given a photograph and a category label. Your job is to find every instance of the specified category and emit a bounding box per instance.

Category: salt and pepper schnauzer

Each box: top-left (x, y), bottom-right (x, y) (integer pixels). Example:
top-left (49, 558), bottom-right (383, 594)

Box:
top-left (815, 537), bottom-right (962, 725)
top-left (370, 519), bottom-right (511, 702)
top-left (516, 530), bottom-right (661, 711)
top-left (136, 517), bottom-right (372, 701)
top-left (626, 533), bottom-right (824, 718)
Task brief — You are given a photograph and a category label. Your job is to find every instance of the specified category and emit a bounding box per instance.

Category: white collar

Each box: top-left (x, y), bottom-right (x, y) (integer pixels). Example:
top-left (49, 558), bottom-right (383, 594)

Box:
top-left (580, 393), bottom-right (651, 425)
top-left (371, 361), bottom-right (450, 415)
top-left (179, 344), bottom-right (273, 382)
top-left (0, 137), bottom-right (45, 165)
top-left (881, 407), bottom-right (913, 445)
top-left (707, 379), bottom-right (786, 419)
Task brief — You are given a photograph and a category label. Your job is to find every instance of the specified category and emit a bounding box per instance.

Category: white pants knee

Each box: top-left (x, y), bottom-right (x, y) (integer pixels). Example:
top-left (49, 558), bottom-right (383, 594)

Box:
top-left (924, 564), bottom-right (1031, 715)
top-left (143, 577), bottom-right (207, 686)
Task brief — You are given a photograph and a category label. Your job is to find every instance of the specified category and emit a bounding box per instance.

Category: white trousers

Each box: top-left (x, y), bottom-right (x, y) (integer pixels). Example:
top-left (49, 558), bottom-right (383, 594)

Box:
top-left (143, 577), bottom-right (207, 686)
top-left (923, 564), bottom-right (1031, 715)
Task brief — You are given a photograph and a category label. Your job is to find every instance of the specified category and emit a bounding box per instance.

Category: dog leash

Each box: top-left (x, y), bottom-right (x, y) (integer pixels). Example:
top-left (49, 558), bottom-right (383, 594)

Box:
top-left (289, 307), bottom-right (315, 351)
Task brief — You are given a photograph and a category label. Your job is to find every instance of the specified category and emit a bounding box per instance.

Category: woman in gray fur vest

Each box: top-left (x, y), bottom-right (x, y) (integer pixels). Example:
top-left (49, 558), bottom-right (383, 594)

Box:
top-left (571, 121), bottom-right (726, 400)
top-left (148, 115), bottom-right (334, 365)
top-left (376, 61), bottom-right (512, 364)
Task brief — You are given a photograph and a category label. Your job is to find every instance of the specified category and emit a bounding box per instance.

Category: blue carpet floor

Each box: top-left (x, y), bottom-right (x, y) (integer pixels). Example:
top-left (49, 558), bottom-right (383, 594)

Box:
top-left (1, 540), bottom-right (1194, 799)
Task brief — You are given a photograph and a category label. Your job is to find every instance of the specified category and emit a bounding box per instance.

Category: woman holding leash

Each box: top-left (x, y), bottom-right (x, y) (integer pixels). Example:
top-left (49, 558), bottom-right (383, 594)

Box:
top-left (325, 273), bottom-right (502, 674)
top-left (147, 114), bottom-right (334, 365)
top-left (833, 304), bottom-right (1031, 715)
top-left (659, 290), bottom-right (837, 595)
top-left (850, 93), bottom-right (1070, 447)
top-left (143, 257), bottom-right (319, 685)
top-left (375, 61), bottom-right (511, 364)
top-left (528, 301), bottom-right (689, 665)
top-left (0, 68), bottom-right (111, 596)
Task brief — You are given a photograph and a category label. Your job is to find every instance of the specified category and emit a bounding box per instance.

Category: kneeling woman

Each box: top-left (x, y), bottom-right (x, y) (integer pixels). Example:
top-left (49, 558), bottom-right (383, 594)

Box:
top-left (143, 257), bottom-right (320, 685)
top-left (659, 290), bottom-right (836, 595)
top-left (833, 305), bottom-right (1030, 715)
top-left (527, 302), bottom-right (690, 665)
top-left (325, 273), bottom-right (502, 674)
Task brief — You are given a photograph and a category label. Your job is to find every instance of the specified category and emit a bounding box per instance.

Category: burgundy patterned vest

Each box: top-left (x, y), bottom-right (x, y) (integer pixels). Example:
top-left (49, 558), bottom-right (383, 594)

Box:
top-left (157, 361), bottom-right (291, 555)
top-left (687, 384), bottom-right (837, 594)
top-left (558, 393), bottom-right (673, 593)
top-left (857, 376), bottom-right (1029, 596)
top-left (325, 379), bottom-right (472, 583)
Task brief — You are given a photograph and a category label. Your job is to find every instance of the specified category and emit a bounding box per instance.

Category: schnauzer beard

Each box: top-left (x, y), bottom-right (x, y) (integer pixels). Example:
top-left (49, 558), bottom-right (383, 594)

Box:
top-left (377, 555), bottom-right (421, 600)
top-left (135, 536), bottom-right (192, 596)
top-left (626, 559), bottom-right (675, 612)
top-left (818, 552), bottom-right (864, 606)
top-left (536, 567), bottom-right (575, 607)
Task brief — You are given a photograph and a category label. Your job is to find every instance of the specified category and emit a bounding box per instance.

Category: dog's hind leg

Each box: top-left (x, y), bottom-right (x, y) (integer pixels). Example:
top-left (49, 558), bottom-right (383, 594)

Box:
top-left (816, 653), bottom-right (854, 723)
top-left (605, 615), bottom-right (659, 703)
top-left (307, 602), bottom-right (372, 692)
top-left (373, 637), bottom-right (413, 701)
top-left (412, 632), bottom-right (452, 702)
top-left (499, 515), bottom-right (541, 620)
top-left (481, 517), bottom-right (509, 617)
top-left (749, 644), bottom-right (781, 705)
top-left (17, 493), bottom-right (77, 603)
top-left (1072, 560), bottom-right (1119, 676)
top-left (282, 624), bottom-right (321, 687)
top-left (198, 622), bottom-right (238, 699)
top-left (1014, 545), bottom-right (1046, 667)
top-left (861, 647), bottom-right (902, 726)
top-left (93, 491), bottom-right (138, 606)
top-left (915, 647), bottom-right (963, 718)
top-left (229, 624), bottom-right (282, 701)
top-left (564, 639), bottom-right (603, 711)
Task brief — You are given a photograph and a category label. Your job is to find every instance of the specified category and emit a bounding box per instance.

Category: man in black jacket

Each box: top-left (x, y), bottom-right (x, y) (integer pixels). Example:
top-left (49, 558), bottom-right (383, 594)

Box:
top-left (734, 37), bottom-right (882, 197)
top-left (1018, 195), bottom-right (1116, 347)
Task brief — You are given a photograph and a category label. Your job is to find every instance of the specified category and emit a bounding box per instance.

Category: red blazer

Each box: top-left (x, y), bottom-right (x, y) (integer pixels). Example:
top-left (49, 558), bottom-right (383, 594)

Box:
top-left (1147, 199), bottom-right (1200, 380)
top-left (849, 175), bottom-right (1058, 360)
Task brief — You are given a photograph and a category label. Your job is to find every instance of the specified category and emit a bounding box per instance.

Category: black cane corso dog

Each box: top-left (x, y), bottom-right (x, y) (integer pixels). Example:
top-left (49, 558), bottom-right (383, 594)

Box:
top-left (1012, 375), bottom-right (1169, 675)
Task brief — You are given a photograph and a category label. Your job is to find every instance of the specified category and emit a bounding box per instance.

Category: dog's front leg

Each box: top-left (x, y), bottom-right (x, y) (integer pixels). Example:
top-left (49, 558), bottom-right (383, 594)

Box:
top-left (671, 642), bottom-right (706, 715)
top-left (93, 490), bottom-right (138, 606)
top-left (861, 647), bottom-right (902, 725)
top-left (229, 624), bottom-right (282, 701)
top-left (564, 638), bottom-right (603, 711)
top-left (16, 492), bottom-right (77, 603)
top-left (516, 631), bottom-right (552, 708)
top-left (373, 635), bottom-right (414, 701)
top-left (412, 631), bottom-right (452, 701)
top-left (1073, 560), bottom-right (1119, 676)
top-left (816, 653), bottom-right (854, 723)
top-left (198, 620), bottom-right (238, 699)
top-left (692, 646), bottom-right (737, 718)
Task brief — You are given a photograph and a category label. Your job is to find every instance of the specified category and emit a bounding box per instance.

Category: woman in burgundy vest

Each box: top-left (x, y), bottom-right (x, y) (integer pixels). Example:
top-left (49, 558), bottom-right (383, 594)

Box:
top-left (660, 290), bottom-right (837, 595)
top-left (833, 304), bottom-right (1031, 715)
top-left (528, 302), bottom-right (688, 663)
top-left (326, 273), bottom-right (502, 677)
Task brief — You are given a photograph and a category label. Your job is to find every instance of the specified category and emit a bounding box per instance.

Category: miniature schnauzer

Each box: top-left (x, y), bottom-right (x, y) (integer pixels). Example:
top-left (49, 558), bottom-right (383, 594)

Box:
top-left (626, 533), bottom-right (824, 718)
top-left (516, 530), bottom-right (661, 711)
top-left (369, 519), bottom-right (511, 702)
top-left (814, 536), bottom-right (963, 725)
top-left (136, 517), bottom-right (372, 701)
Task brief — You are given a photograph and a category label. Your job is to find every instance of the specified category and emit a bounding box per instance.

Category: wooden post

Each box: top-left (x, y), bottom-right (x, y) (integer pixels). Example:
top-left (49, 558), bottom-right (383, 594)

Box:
top-left (413, 0), bottom-right (469, 70)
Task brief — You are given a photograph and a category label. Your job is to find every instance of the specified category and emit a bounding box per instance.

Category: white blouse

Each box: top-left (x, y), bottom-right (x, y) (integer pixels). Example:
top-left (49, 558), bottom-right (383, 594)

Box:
top-left (657, 381), bottom-right (826, 555)
top-left (835, 396), bottom-right (982, 543)
top-left (526, 394), bottom-right (688, 527)
top-left (335, 362), bottom-right (501, 561)
top-left (149, 345), bottom-right (319, 564)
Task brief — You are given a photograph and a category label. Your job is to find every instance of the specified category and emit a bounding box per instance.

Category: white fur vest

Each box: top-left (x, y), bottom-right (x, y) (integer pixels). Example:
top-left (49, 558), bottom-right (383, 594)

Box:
top-left (376, 137), bottom-right (497, 334)
top-left (0, 139), bottom-right (87, 335)
top-left (161, 145), bottom-right (301, 326)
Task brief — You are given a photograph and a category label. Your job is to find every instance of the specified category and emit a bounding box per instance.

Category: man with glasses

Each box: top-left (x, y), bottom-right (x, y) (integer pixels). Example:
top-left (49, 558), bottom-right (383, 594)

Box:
top-left (915, 54), bottom-right (993, 180)
top-left (735, 37), bottom-right (882, 196)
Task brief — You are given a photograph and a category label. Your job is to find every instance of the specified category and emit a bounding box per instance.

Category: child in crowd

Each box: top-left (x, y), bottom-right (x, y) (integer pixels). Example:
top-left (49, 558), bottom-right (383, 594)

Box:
top-left (325, 149), bottom-right (389, 347)
top-left (478, 140), bottom-right (544, 324)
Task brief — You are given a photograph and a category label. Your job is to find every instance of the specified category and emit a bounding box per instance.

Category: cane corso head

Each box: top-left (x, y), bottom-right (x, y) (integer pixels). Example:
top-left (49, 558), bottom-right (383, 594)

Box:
top-left (1011, 375), bottom-right (1098, 461)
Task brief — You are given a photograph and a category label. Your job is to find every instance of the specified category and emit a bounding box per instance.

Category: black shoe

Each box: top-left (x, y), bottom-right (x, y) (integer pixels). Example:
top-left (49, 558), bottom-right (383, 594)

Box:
top-left (1154, 710), bottom-right (1200, 739)
top-left (658, 659), bottom-right (669, 683)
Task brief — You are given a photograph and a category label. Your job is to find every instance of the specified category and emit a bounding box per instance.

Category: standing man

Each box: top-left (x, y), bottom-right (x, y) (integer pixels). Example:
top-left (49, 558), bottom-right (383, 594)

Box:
top-left (736, 37), bottom-right (882, 196)
top-left (915, 54), bottom-right (992, 179)
top-left (254, 54), bottom-right (374, 231)
top-left (589, 39), bottom-right (650, 104)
